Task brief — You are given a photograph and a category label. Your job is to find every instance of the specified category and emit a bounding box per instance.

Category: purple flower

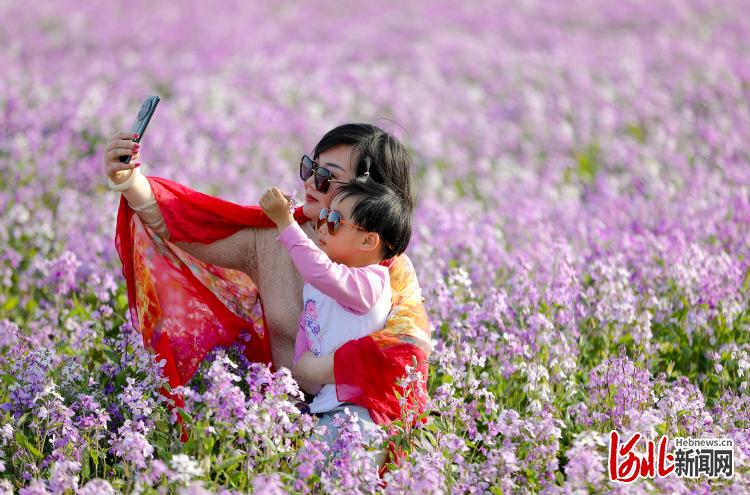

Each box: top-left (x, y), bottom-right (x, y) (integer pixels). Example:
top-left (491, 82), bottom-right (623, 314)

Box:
top-left (383, 450), bottom-right (446, 495)
top-left (8, 348), bottom-right (54, 415)
top-left (202, 355), bottom-right (247, 423)
top-left (316, 408), bottom-right (383, 493)
top-left (0, 424), bottom-right (13, 447)
top-left (140, 459), bottom-right (171, 486)
top-left (656, 376), bottom-right (713, 435)
top-left (119, 377), bottom-right (156, 419)
top-left (48, 460), bottom-right (80, 495)
top-left (0, 248), bottom-right (22, 288)
top-left (42, 398), bottom-right (82, 467)
top-left (77, 479), bottom-right (116, 495)
top-left (44, 250), bottom-right (81, 296)
top-left (72, 394), bottom-right (110, 440)
top-left (561, 431), bottom-right (606, 492)
top-left (18, 480), bottom-right (50, 495)
top-left (584, 350), bottom-right (653, 429)
top-left (0, 319), bottom-right (20, 350)
top-left (251, 474), bottom-right (287, 495)
top-left (178, 482), bottom-right (216, 495)
top-left (109, 420), bottom-right (154, 469)
top-left (295, 437), bottom-right (329, 482)
top-left (84, 271), bottom-right (117, 303)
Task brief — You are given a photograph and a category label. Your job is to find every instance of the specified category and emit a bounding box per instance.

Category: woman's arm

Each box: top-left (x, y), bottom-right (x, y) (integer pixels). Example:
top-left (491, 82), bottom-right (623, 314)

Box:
top-left (119, 168), bottom-right (257, 273)
top-left (120, 167), bottom-right (153, 209)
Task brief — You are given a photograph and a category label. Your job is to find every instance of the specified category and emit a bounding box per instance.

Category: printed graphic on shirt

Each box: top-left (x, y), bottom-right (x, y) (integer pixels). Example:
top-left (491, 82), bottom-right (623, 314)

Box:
top-left (303, 298), bottom-right (323, 356)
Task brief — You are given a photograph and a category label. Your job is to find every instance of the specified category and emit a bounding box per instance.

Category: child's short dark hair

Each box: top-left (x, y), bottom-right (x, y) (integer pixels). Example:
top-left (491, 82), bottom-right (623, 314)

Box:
top-left (336, 178), bottom-right (412, 260)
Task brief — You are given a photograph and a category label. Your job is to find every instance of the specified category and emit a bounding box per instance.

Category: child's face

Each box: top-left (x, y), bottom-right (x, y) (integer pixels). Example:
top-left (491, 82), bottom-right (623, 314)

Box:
top-left (317, 195), bottom-right (371, 266)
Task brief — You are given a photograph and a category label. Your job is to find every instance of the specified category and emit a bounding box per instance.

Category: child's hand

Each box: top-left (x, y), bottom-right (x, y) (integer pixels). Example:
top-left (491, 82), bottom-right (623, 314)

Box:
top-left (292, 353), bottom-right (324, 395)
top-left (293, 352), bottom-right (335, 384)
top-left (260, 187), bottom-right (295, 230)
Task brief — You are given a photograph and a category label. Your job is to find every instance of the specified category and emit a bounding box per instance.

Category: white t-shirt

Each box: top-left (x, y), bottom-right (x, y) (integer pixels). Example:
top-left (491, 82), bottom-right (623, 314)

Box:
top-left (303, 280), bottom-right (392, 413)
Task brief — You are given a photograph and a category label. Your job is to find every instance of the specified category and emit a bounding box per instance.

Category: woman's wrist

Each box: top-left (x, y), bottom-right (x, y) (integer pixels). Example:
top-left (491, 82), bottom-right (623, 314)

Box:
top-left (111, 169), bottom-right (134, 184)
top-left (110, 167), bottom-right (156, 210)
top-left (107, 167), bottom-right (140, 191)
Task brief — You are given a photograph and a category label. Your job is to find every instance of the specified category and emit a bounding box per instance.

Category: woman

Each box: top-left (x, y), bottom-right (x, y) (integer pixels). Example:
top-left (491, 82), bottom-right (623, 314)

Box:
top-left (104, 123), bottom-right (431, 433)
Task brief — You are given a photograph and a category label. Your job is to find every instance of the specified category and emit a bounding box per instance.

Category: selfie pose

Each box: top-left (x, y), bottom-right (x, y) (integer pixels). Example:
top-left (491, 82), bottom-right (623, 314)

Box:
top-left (103, 122), bottom-right (431, 460)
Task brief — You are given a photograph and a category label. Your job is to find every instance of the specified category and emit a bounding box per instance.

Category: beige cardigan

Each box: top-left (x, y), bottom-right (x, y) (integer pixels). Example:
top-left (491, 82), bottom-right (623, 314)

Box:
top-left (119, 168), bottom-right (317, 371)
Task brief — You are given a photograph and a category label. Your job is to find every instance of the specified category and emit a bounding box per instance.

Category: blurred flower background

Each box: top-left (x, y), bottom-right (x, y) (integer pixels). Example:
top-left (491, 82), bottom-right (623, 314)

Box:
top-left (1, 0), bottom-right (750, 493)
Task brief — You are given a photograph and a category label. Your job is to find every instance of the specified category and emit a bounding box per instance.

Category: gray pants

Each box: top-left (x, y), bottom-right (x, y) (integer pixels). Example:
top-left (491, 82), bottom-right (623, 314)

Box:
top-left (314, 403), bottom-right (386, 470)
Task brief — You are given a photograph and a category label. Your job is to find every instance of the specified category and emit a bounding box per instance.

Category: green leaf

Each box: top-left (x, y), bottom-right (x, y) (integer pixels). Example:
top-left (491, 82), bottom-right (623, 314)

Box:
top-left (422, 429), bottom-right (438, 448)
top-left (177, 408), bottom-right (193, 424)
top-left (555, 471), bottom-right (565, 485)
top-left (2, 296), bottom-right (19, 312)
top-left (15, 430), bottom-right (42, 458)
top-left (0, 373), bottom-right (18, 386)
top-left (104, 349), bottom-right (121, 363)
top-left (575, 143), bottom-right (601, 185)
top-left (25, 297), bottom-right (38, 314)
top-left (656, 422), bottom-right (667, 436)
top-left (216, 454), bottom-right (245, 471)
top-left (81, 448), bottom-right (90, 479)
top-left (116, 293), bottom-right (128, 310)
top-left (626, 123), bottom-right (647, 143)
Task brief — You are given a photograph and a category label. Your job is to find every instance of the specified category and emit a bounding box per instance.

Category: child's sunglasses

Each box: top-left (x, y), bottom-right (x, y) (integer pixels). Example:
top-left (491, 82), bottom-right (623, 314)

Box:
top-left (300, 155), bottom-right (346, 193)
top-left (317, 207), bottom-right (364, 235)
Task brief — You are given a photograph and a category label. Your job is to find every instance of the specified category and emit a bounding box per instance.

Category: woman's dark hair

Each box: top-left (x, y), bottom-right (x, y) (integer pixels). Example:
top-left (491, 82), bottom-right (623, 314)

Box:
top-left (336, 178), bottom-right (411, 260)
top-left (313, 123), bottom-right (415, 214)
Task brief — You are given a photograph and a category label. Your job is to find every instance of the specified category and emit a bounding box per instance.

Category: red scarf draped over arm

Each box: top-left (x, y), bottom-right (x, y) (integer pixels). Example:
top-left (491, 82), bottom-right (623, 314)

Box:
top-left (114, 176), bottom-right (430, 426)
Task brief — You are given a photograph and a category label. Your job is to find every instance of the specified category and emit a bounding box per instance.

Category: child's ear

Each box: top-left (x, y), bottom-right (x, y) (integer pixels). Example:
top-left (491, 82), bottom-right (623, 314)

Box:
top-left (360, 232), bottom-right (381, 253)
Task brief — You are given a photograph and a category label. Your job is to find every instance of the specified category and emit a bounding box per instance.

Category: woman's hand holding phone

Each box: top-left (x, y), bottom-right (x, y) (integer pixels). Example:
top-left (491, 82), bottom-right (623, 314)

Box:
top-left (105, 95), bottom-right (160, 186)
top-left (104, 131), bottom-right (141, 185)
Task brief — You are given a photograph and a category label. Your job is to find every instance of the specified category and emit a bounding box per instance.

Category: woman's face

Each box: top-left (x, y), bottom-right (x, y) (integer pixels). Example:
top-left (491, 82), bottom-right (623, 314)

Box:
top-left (301, 144), bottom-right (357, 221)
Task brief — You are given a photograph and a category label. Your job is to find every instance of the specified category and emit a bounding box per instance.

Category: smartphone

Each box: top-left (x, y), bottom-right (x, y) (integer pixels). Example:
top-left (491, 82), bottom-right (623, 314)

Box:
top-left (120, 95), bottom-right (160, 164)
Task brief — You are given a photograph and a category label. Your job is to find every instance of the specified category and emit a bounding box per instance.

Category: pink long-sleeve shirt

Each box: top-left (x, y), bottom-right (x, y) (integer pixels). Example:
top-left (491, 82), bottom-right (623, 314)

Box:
top-left (276, 223), bottom-right (391, 364)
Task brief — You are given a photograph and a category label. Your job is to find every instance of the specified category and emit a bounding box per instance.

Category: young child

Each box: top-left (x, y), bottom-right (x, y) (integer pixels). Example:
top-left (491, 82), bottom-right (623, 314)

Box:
top-left (259, 175), bottom-right (411, 452)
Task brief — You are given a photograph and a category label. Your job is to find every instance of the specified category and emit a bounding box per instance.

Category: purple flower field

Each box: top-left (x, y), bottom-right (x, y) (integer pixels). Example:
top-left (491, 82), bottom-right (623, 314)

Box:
top-left (2, 0), bottom-right (750, 493)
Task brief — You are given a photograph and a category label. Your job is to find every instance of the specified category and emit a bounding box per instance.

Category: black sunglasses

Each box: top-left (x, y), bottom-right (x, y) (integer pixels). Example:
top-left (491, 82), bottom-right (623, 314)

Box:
top-left (299, 155), bottom-right (347, 193)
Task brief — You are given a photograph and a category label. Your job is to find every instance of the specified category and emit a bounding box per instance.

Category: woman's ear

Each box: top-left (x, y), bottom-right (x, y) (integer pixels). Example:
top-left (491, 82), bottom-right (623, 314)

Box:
top-left (360, 232), bottom-right (381, 253)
